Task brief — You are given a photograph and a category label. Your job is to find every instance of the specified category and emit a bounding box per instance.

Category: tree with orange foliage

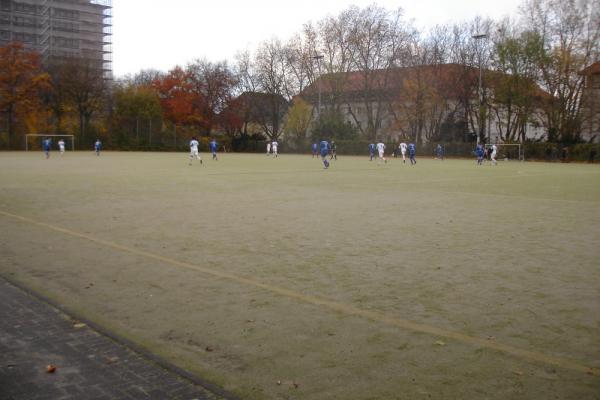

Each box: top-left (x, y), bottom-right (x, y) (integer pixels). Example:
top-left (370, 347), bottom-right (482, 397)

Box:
top-left (0, 42), bottom-right (49, 149)
top-left (218, 96), bottom-right (244, 137)
top-left (152, 66), bottom-right (195, 144)
top-left (186, 59), bottom-right (237, 136)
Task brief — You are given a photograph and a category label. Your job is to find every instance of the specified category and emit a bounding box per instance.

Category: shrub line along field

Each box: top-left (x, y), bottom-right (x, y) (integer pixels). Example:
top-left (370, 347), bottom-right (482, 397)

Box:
top-left (1, 152), bottom-right (599, 399)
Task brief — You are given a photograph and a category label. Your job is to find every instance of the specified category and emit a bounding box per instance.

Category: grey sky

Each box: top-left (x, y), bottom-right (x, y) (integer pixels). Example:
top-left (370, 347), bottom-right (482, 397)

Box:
top-left (112, 0), bottom-right (524, 77)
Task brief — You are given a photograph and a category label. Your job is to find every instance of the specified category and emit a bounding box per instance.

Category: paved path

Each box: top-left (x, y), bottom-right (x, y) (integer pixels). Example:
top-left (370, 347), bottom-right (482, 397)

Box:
top-left (0, 278), bottom-right (231, 400)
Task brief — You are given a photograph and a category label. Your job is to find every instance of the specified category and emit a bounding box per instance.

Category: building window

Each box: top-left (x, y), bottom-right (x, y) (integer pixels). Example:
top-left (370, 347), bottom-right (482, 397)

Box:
top-left (0, 14), bottom-right (9, 25)
top-left (13, 16), bottom-right (37, 27)
top-left (0, 29), bottom-right (9, 40)
top-left (13, 31), bottom-right (36, 43)
top-left (54, 21), bottom-right (78, 32)
top-left (54, 36), bottom-right (79, 49)
top-left (53, 8), bottom-right (79, 20)
top-left (14, 3), bottom-right (37, 14)
top-left (0, 0), bottom-right (10, 12)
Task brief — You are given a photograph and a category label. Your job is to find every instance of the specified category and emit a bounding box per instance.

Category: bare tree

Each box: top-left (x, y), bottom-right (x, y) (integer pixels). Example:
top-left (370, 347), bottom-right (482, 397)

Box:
top-left (284, 24), bottom-right (317, 96)
top-left (520, 0), bottom-right (600, 142)
top-left (388, 35), bottom-right (450, 144)
top-left (316, 8), bottom-right (358, 110)
top-left (252, 39), bottom-right (293, 139)
top-left (186, 59), bottom-right (237, 135)
top-left (489, 19), bottom-right (545, 142)
top-left (61, 57), bottom-right (108, 148)
top-left (345, 5), bottom-right (413, 139)
top-left (234, 50), bottom-right (259, 95)
top-left (445, 18), bottom-right (494, 143)
top-left (121, 69), bottom-right (164, 87)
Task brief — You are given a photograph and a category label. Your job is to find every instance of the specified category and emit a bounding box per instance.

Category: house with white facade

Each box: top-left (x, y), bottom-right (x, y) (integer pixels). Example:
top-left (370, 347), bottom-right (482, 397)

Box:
top-left (299, 64), bottom-right (548, 144)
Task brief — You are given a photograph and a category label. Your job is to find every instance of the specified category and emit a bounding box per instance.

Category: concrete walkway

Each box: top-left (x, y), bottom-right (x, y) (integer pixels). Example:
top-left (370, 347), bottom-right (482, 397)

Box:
top-left (0, 278), bottom-right (232, 400)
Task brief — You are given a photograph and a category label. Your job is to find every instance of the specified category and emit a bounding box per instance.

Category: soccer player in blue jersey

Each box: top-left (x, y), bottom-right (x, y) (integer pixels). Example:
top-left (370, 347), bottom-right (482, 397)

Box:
top-left (476, 144), bottom-right (484, 165)
top-left (320, 140), bottom-right (330, 169)
top-left (311, 143), bottom-right (318, 158)
top-left (210, 138), bottom-right (218, 160)
top-left (436, 144), bottom-right (444, 160)
top-left (42, 138), bottom-right (52, 159)
top-left (408, 143), bottom-right (416, 165)
top-left (94, 139), bottom-right (102, 156)
top-left (369, 143), bottom-right (376, 161)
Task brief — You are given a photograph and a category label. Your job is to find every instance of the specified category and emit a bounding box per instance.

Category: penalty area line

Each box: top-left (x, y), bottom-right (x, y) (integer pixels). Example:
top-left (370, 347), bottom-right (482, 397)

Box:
top-left (0, 209), bottom-right (598, 378)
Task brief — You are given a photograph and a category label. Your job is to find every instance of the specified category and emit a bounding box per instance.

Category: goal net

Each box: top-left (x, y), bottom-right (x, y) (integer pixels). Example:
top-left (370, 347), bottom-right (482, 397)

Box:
top-left (25, 134), bottom-right (75, 151)
top-left (485, 143), bottom-right (524, 161)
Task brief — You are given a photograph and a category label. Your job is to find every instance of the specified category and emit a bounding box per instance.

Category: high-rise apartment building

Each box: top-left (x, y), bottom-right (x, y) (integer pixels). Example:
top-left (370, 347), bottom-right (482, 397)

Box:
top-left (0, 0), bottom-right (112, 77)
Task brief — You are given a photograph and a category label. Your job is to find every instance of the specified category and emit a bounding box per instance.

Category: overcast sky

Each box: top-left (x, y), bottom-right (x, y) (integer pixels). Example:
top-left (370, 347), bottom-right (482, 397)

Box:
top-left (111, 0), bottom-right (524, 78)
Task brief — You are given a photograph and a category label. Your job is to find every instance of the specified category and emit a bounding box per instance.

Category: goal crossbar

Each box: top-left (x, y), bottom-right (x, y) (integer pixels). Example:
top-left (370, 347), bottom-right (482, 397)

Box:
top-left (485, 143), bottom-right (524, 161)
top-left (25, 134), bottom-right (75, 151)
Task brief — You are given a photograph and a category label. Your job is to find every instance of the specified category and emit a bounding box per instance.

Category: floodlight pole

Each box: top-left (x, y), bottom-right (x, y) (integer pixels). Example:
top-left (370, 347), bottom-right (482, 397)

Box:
top-left (472, 34), bottom-right (488, 145)
top-left (313, 54), bottom-right (324, 119)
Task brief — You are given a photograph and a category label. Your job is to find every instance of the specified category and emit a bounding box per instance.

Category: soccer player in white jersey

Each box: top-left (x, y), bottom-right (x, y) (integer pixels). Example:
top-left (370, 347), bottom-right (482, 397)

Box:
top-left (376, 141), bottom-right (387, 164)
top-left (189, 136), bottom-right (202, 165)
top-left (399, 142), bottom-right (407, 163)
top-left (271, 140), bottom-right (278, 157)
top-left (58, 139), bottom-right (65, 156)
top-left (491, 144), bottom-right (498, 166)
top-left (266, 142), bottom-right (271, 156)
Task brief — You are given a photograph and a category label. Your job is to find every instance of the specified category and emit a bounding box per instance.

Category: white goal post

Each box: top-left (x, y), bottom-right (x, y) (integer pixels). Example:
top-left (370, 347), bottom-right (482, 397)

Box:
top-left (485, 143), bottom-right (524, 161)
top-left (25, 134), bottom-right (75, 151)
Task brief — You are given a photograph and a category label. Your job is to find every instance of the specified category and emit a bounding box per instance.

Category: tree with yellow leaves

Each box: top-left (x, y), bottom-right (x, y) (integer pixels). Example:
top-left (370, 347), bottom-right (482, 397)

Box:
top-left (0, 42), bottom-right (49, 149)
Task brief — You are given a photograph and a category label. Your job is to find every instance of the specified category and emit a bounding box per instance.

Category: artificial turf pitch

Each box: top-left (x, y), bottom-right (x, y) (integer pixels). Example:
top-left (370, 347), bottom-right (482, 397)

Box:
top-left (0, 151), bottom-right (599, 399)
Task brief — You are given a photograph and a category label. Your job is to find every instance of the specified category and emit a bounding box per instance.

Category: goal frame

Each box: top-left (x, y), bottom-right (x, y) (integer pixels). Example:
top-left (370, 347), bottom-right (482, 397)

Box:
top-left (25, 134), bottom-right (75, 152)
top-left (485, 143), bottom-right (524, 161)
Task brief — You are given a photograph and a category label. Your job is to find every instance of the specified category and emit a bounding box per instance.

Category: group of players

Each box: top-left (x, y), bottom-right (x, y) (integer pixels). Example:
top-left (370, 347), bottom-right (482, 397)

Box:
top-left (310, 140), bottom-right (417, 169)
top-left (188, 137), bottom-right (220, 165)
top-left (40, 137), bottom-right (102, 158)
top-left (476, 143), bottom-right (498, 165)
top-left (39, 135), bottom-right (498, 168)
top-left (188, 138), bottom-right (498, 169)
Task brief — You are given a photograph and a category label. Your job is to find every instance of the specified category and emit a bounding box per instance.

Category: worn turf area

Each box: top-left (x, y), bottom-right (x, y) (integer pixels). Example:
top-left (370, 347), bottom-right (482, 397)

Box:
top-left (1, 151), bottom-right (599, 399)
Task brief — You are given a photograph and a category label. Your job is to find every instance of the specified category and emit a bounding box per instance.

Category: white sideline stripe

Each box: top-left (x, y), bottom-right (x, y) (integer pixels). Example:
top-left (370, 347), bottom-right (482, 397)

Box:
top-left (0, 209), bottom-right (598, 378)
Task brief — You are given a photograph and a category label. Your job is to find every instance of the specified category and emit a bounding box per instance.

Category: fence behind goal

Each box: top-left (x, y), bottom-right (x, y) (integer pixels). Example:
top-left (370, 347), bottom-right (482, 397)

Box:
top-left (485, 143), bottom-right (523, 161)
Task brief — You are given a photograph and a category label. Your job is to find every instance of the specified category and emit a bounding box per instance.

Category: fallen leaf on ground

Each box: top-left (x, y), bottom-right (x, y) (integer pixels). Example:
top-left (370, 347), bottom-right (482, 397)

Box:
top-left (513, 370), bottom-right (524, 376)
top-left (276, 380), bottom-right (299, 389)
top-left (46, 364), bottom-right (56, 373)
top-left (73, 323), bottom-right (86, 329)
top-left (205, 346), bottom-right (214, 352)
top-left (435, 341), bottom-right (446, 346)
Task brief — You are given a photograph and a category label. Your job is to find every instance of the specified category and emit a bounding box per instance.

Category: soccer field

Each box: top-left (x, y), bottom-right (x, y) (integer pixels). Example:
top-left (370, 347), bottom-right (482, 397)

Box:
top-left (1, 151), bottom-right (599, 399)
